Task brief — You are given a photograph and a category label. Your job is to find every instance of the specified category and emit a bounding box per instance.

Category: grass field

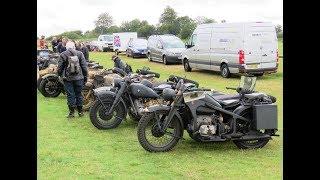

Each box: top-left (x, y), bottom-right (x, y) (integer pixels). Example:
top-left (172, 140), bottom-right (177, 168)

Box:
top-left (38, 41), bottom-right (283, 179)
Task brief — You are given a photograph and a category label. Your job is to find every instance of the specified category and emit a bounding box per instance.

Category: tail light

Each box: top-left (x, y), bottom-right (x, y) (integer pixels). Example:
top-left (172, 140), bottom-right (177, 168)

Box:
top-left (276, 49), bottom-right (279, 63)
top-left (238, 50), bottom-right (245, 64)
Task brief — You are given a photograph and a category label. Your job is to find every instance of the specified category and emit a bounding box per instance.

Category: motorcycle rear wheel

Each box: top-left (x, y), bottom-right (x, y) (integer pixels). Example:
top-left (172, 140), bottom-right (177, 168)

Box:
top-left (39, 77), bottom-right (62, 97)
top-left (137, 113), bottom-right (182, 152)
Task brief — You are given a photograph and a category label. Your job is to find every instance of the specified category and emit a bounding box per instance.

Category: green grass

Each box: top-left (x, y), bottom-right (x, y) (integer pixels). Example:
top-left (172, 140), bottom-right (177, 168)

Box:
top-left (38, 41), bottom-right (283, 179)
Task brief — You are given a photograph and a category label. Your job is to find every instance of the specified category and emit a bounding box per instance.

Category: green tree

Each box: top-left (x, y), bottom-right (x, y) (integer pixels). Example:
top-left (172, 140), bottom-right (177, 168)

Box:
top-left (158, 6), bottom-right (179, 35)
top-left (157, 23), bottom-right (180, 35)
top-left (94, 12), bottom-right (114, 34)
top-left (120, 19), bottom-right (144, 32)
top-left (195, 16), bottom-right (216, 25)
top-left (138, 24), bottom-right (156, 38)
top-left (159, 6), bottom-right (177, 24)
top-left (106, 25), bottom-right (120, 33)
top-left (176, 16), bottom-right (196, 39)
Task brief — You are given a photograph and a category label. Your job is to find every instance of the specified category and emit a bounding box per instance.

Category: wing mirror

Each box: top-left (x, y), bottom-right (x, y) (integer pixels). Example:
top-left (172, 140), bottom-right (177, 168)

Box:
top-left (185, 44), bottom-right (193, 48)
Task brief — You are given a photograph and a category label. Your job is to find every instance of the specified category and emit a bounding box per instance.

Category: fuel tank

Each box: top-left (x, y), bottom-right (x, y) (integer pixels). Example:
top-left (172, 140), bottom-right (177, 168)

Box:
top-left (130, 83), bottom-right (160, 98)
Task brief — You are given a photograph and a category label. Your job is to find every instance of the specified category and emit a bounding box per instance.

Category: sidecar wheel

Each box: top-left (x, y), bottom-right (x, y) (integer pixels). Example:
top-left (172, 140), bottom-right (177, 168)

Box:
top-left (233, 108), bottom-right (270, 149)
top-left (89, 99), bottom-right (126, 130)
top-left (233, 139), bottom-right (270, 149)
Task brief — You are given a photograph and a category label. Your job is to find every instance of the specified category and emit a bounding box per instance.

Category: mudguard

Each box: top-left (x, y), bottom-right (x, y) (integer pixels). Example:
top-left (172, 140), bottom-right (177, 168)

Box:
top-left (93, 87), bottom-right (128, 116)
top-left (233, 105), bottom-right (251, 117)
top-left (144, 105), bottom-right (184, 129)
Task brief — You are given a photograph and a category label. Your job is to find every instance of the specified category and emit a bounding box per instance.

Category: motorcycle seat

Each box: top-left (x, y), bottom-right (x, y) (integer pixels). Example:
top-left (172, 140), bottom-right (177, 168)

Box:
top-left (210, 94), bottom-right (240, 106)
top-left (244, 93), bottom-right (265, 100)
top-left (211, 94), bottom-right (240, 101)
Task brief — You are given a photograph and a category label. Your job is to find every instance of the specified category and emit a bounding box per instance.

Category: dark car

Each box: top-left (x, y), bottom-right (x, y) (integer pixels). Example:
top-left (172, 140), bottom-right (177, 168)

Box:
top-left (147, 34), bottom-right (186, 65)
top-left (126, 38), bottom-right (148, 58)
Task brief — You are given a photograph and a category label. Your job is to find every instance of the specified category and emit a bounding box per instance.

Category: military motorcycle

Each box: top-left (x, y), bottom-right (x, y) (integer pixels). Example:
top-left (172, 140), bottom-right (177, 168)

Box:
top-left (137, 76), bottom-right (278, 152)
top-left (89, 74), bottom-right (202, 130)
top-left (38, 62), bottom-right (103, 97)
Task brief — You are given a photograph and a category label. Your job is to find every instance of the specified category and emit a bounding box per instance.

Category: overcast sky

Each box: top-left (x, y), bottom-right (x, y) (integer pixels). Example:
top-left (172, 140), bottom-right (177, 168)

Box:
top-left (37, 0), bottom-right (283, 37)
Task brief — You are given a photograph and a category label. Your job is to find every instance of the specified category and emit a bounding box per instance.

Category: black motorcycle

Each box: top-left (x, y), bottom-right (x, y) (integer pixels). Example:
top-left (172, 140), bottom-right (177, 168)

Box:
top-left (89, 74), bottom-right (201, 130)
top-left (137, 76), bottom-right (278, 152)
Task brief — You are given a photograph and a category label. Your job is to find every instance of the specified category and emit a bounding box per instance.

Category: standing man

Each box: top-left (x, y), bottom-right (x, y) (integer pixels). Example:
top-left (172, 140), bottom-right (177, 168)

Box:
top-left (57, 41), bottom-right (88, 118)
top-left (51, 37), bottom-right (58, 52)
top-left (39, 35), bottom-right (47, 49)
top-left (80, 42), bottom-right (90, 62)
top-left (57, 37), bottom-right (68, 53)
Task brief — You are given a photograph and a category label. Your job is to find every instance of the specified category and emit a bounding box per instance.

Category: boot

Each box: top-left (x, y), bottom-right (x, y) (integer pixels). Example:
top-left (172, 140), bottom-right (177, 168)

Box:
top-left (67, 105), bottom-right (75, 118)
top-left (77, 106), bottom-right (84, 117)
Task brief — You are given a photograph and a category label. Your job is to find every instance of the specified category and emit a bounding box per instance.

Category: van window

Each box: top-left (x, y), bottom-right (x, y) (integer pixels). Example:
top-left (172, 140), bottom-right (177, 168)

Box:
top-left (190, 34), bottom-right (197, 46)
top-left (148, 37), bottom-right (155, 47)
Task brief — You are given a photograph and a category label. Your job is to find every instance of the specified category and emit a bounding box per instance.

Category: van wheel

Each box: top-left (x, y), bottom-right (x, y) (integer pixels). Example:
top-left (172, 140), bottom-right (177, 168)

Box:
top-left (221, 64), bottom-right (231, 78)
top-left (255, 73), bottom-right (264, 77)
top-left (163, 55), bottom-right (168, 65)
top-left (183, 59), bottom-right (192, 72)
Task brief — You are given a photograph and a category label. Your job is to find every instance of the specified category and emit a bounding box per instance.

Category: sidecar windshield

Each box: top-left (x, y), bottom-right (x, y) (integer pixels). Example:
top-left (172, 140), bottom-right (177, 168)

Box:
top-left (239, 76), bottom-right (256, 91)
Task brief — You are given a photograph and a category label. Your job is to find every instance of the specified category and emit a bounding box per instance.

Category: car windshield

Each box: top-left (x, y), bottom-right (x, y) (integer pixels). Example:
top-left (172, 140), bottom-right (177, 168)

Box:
top-left (132, 39), bottom-right (147, 48)
top-left (103, 35), bottom-right (113, 41)
top-left (161, 36), bottom-right (185, 48)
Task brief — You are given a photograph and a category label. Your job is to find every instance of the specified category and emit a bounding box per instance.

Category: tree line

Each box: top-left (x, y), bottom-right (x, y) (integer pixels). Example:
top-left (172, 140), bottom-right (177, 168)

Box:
top-left (45, 6), bottom-right (283, 41)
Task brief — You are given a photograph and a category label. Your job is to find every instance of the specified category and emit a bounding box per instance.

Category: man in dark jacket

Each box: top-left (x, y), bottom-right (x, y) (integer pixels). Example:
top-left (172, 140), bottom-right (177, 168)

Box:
top-left (57, 37), bottom-right (67, 53)
top-left (51, 37), bottom-right (59, 52)
top-left (57, 41), bottom-right (88, 118)
top-left (112, 55), bottom-right (131, 74)
top-left (76, 42), bottom-right (90, 61)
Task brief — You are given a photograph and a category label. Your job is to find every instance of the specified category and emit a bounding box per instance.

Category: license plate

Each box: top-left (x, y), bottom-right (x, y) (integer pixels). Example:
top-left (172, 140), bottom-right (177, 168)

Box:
top-left (247, 64), bottom-right (259, 69)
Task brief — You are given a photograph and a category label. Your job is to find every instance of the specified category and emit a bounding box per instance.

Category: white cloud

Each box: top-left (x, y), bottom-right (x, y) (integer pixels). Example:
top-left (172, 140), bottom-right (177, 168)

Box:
top-left (37, 0), bottom-right (283, 37)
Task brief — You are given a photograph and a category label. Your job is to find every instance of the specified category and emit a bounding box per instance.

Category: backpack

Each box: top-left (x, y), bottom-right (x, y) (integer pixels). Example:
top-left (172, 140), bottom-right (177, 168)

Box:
top-left (66, 50), bottom-right (80, 75)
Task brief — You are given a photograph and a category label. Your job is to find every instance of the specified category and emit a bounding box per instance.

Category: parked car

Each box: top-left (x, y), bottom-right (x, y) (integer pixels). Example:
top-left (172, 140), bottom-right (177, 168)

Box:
top-left (147, 34), bottom-right (185, 64)
top-left (182, 22), bottom-right (279, 78)
top-left (126, 38), bottom-right (148, 58)
top-left (88, 41), bottom-right (103, 51)
top-left (98, 34), bottom-right (114, 51)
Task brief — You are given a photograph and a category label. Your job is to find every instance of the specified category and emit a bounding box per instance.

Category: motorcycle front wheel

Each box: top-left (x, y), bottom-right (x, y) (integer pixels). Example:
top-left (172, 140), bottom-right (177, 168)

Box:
top-left (137, 113), bottom-right (183, 152)
top-left (89, 99), bottom-right (126, 129)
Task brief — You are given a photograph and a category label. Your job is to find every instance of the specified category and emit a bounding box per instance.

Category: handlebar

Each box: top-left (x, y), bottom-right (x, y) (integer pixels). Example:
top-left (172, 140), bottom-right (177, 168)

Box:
top-left (136, 69), bottom-right (160, 78)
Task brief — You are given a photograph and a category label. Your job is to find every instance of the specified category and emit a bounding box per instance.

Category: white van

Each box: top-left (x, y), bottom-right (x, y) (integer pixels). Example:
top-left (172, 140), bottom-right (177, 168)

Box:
top-left (182, 22), bottom-right (279, 78)
top-left (98, 34), bottom-right (114, 51)
top-left (113, 32), bottom-right (137, 54)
